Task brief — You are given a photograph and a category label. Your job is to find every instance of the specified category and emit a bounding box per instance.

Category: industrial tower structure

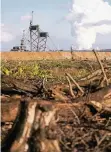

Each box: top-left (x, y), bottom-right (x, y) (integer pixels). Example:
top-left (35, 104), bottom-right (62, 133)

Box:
top-left (11, 11), bottom-right (58, 52)
top-left (20, 30), bottom-right (26, 51)
top-left (29, 11), bottom-right (48, 51)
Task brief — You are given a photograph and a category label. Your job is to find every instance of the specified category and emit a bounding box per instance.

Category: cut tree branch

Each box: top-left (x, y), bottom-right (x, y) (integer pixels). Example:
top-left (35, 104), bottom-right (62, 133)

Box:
top-left (66, 75), bottom-right (75, 98)
top-left (66, 73), bottom-right (84, 94)
top-left (93, 50), bottom-right (109, 86)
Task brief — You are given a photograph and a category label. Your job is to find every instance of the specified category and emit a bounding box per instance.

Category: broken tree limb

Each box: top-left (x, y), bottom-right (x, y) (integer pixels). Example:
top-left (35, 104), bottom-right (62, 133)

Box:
top-left (1, 98), bottom-right (20, 122)
top-left (66, 75), bottom-right (75, 98)
top-left (50, 75), bottom-right (103, 95)
top-left (80, 69), bottom-right (106, 81)
top-left (66, 73), bottom-right (84, 94)
top-left (28, 101), bottom-right (61, 152)
top-left (43, 77), bottom-right (49, 94)
top-left (51, 88), bottom-right (69, 102)
top-left (1, 74), bottom-right (43, 95)
top-left (64, 102), bottom-right (81, 124)
top-left (93, 50), bottom-right (109, 86)
top-left (89, 98), bottom-right (111, 113)
top-left (78, 75), bottom-right (103, 88)
top-left (2, 96), bottom-right (111, 152)
top-left (1, 85), bottom-right (111, 123)
top-left (2, 99), bottom-right (37, 152)
top-left (74, 85), bottom-right (111, 103)
top-left (39, 107), bottom-right (61, 152)
top-left (2, 86), bottom-right (110, 123)
top-left (1, 98), bottom-right (86, 123)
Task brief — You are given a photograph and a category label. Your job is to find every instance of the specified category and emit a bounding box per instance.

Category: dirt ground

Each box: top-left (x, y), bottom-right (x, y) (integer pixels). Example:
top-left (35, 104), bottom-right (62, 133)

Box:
top-left (1, 51), bottom-right (111, 61)
top-left (1, 55), bottom-right (111, 152)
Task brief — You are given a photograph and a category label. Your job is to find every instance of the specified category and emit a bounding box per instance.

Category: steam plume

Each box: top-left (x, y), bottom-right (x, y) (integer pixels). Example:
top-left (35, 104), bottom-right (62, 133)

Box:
top-left (68, 0), bottom-right (111, 50)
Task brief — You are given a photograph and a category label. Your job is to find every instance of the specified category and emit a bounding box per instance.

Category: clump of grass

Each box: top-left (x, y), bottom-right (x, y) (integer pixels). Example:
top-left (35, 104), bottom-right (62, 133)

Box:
top-left (1, 60), bottom-right (92, 82)
top-left (1, 61), bottom-right (51, 79)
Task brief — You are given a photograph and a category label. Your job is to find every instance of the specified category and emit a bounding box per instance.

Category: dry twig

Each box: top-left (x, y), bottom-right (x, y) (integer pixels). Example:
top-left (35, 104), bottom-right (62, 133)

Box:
top-left (66, 73), bottom-right (84, 94)
top-left (66, 75), bottom-right (75, 98)
top-left (93, 50), bottom-right (109, 86)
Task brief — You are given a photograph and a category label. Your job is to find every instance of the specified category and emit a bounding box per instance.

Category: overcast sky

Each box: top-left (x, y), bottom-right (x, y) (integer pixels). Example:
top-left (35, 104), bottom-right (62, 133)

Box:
top-left (1, 0), bottom-right (111, 51)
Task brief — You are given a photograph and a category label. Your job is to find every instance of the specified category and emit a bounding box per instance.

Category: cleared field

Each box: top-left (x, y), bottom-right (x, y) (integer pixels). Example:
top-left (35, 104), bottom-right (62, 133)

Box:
top-left (1, 51), bottom-right (111, 61)
top-left (1, 53), bottom-right (111, 152)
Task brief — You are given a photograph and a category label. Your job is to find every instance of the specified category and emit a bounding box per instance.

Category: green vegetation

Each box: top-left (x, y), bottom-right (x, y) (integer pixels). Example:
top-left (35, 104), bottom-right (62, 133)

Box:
top-left (1, 60), bottom-right (99, 82)
top-left (1, 61), bottom-right (52, 79)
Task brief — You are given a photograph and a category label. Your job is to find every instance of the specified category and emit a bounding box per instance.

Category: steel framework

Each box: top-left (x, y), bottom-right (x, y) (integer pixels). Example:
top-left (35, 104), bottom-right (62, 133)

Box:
top-left (29, 12), bottom-right (48, 51)
top-left (29, 25), bottom-right (48, 51)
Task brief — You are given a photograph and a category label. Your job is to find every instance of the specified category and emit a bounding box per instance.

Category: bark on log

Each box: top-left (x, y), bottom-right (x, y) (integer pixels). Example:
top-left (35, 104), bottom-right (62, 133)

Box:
top-left (89, 98), bottom-right (111, 113)
top-left (1, 74), bottom-right (104, 98)
top-left (1, 100), bottom-right (37, 152)
top-left (1, 97), bottom-right (86, 123)
top-left (80, 69), bottom-right (106, 81)
top-left (2, 99), bottom-right (61, 152)
top-left (30, 104), bottom-right (61, 152)
top-left (77, 75), bottom-right (103, 87)
top-left (1, 75), bottom-right (43, 95)
top-left (1, 98), bottom-right (20, 122)
top-left (1, 85), bottom-right (111, 123)
top-left (50, 75), bottom-right (104, 96)
top-left (73, 85), bottom-right (111, 103)
top-left (1, 98), bottom-right (111, 151)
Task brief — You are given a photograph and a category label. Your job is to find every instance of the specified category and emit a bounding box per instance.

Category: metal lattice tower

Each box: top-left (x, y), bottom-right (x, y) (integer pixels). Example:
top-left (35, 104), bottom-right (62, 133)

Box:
top-left (38, 32), bottom-right (48, 51)
top-left (20, 30), bottom-right (26, 51)
top-left (29, 11), bottom-right (48, 51)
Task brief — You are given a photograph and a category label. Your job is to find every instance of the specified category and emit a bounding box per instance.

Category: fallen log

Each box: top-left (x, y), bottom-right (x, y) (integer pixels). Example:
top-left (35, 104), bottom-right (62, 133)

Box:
top-left (1, 98), bottom-right (111, 152)
top-left (73, 85), bottom-right (111, 103)
top-left (2, 74), bottom-right (108, 103)
top-left (2, 99), bottom-right (37, 152)
top-left (50, 75), bottom-right (104, 97)
top-left (1, 74), bottom-right (43, 96)
top-left (30, 103), bottom-right (61, 152)
top-left (1, 85), bottom-right (111, 123)
top-left (2, 99), bottom-right (61, 152)
top-left (1, 97), bottom-right (20, 122)
top-left (88, 98), bottom-right (111, 113)
top-left (80, 69), bottom-right (106, 81)
top-left (1, 95), bottom-right (89, 123)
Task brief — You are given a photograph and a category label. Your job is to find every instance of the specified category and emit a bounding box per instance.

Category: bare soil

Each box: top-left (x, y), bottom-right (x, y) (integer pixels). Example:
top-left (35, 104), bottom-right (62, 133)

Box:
top-left (1, 51), bottom-right (111, 61)
top-left (1, 57), bottom-right (111, 152)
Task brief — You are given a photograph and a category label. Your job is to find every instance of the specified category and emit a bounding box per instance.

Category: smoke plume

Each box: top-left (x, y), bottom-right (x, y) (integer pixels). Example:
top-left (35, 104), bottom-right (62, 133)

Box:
top-left (68, 0), bottom-right (111, 50)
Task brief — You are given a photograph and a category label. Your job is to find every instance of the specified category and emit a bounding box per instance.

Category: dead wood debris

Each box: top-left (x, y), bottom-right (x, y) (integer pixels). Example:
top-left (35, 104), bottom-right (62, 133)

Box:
top-left (1, 58), bottom-right (111, 152)
top-left (93, 50), bottom-right (109, 86)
